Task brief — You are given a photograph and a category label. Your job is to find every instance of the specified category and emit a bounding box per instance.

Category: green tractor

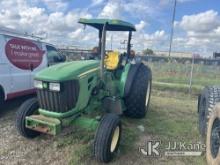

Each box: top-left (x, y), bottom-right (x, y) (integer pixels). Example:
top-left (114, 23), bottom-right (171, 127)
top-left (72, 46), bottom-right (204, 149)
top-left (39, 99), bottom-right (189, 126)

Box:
top-left (16, 18), bottom-right (152, 163)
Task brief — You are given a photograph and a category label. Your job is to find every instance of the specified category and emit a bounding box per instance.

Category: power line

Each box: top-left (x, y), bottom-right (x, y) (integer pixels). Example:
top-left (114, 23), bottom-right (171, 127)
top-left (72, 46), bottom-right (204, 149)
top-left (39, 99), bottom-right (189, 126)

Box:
top-left (168, 0), bottom-right (177, 58)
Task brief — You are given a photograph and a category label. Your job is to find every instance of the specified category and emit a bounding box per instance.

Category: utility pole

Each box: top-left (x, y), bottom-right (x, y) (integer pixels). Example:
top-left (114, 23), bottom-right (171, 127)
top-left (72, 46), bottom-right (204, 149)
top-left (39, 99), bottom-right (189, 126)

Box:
top-left (168, 0), bottom-right (177, 58)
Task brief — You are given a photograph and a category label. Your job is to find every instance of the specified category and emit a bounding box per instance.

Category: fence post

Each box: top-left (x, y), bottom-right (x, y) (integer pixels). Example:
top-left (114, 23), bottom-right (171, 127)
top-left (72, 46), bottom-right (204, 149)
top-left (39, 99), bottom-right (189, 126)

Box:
top-left (189, 55), bottom-right (194, 93)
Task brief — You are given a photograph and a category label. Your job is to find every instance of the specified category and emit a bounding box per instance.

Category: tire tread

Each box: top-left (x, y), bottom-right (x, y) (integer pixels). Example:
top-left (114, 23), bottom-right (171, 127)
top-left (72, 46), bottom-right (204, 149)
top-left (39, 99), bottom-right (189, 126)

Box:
top-left (16, 98), bottom-right (40, 138)
top-left (198, 86), bottom-right (220, 137)
top-left (124, 64), bottom-right (152, 118)
top-left (94, 114), bottom-right (121, 163)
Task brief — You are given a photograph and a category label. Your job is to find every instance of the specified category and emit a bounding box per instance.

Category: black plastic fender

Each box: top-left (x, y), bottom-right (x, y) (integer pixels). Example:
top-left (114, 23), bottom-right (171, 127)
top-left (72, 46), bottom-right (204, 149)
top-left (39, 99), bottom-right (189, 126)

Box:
top-left (124, 63), bottom-right (142, 97)
top-left (0, 85), bottom-right (5, 106)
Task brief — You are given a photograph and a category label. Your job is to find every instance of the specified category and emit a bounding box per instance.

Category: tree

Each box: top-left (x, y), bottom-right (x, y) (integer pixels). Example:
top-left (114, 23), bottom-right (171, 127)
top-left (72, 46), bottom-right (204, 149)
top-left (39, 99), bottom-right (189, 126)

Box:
top-left (143, 48), bottom-right (154, 55)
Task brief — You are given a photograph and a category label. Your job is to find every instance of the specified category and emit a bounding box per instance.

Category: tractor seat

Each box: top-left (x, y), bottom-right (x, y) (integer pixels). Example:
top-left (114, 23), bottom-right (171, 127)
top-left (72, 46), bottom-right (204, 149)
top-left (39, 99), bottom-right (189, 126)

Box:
top-left (104, 51), bottom-right (120, 70)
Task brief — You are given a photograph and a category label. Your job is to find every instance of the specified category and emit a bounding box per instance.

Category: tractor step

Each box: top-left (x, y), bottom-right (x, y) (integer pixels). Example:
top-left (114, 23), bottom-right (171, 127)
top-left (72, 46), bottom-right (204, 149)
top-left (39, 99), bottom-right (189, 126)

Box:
top-left (26, 115), bottom-right (61, 135)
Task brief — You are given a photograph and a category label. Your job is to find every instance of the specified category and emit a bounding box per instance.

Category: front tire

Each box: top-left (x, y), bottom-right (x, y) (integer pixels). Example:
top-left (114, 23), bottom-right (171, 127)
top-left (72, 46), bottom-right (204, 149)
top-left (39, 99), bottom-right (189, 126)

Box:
top-left (16, 98), bottom-right (40, 138)
top-left (94, 114), bottom-right (121, 163)
top-left (206, 103), bottom-right (220, 165)
top-left (124, 64), bottom-right (152, 118)
top-left (198, 86), bottom-right (220, 138)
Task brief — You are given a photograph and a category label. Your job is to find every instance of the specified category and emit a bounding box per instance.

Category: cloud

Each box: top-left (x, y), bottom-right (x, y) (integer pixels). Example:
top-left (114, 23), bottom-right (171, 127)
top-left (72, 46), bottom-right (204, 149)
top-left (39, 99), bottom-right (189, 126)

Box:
top-left (0, 1), bottom-right (48, 34)
top-left (173, 10), bottom-right (220, 56)
top-left (179, 10), bottom-right (220, 32)
top-left (128, 29), bottom-right (168, 51)
top-left (95, 27), bottom-right (168, 52)
top-left (123, 0), bottom-right (151, 14)
top-left (159, 0), bottom-right (195, 6)
top-left (91, 0), bottom-right (105, 7)
top-left (123, 0), bottom-right (158, 20)
top-left (98, 0), bottom-right (154, 20)
top-left (98, 0), bottom-right (122, 18)
top-left (135, 21), bottom-right (147, 31)
top-left (69, 28), bottom-right (83, 39)
top-left (3, 0), bottom-right (215, 56)
top-left (0, 0), bottom-right (94, 46)
top-left (40, 0), bottom-right (69, 12)
top-left (45, 10), bottom-right (93, 44)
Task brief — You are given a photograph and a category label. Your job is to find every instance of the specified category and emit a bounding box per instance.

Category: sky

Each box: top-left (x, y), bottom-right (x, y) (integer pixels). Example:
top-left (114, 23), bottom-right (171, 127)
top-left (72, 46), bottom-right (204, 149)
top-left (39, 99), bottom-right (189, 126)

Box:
top-left (0, 0), bottom-right (220, 57)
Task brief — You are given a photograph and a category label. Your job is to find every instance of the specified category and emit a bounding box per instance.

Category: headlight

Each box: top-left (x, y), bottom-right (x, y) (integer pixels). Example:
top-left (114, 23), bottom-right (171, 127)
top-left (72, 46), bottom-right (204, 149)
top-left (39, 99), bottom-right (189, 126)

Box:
top-left (49, 83), bottom-right (60, 91)
top-left (34, 80), bottom-right (43, 89)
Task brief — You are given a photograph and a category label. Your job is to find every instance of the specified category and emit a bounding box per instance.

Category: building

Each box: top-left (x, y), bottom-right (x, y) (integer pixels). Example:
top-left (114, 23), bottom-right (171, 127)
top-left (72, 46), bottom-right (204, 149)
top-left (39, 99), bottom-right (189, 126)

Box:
top-left (154, 50), bottom-right (193, 58)
top-left (213, 52), bottom-right (220, 59)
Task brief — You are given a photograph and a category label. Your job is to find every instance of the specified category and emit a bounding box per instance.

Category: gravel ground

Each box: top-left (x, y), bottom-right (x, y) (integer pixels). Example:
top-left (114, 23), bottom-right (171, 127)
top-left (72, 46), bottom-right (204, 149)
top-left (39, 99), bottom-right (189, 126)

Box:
top-left (0, 91), bottom-right (206, 165)
top-left (0, 96), bottom-right (71, 165)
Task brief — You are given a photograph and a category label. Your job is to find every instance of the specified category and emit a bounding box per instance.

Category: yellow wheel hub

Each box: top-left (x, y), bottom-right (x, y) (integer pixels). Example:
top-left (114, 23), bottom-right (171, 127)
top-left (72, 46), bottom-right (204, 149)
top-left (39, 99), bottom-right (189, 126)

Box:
top-left (110, 126), bottom-right (120, 152)
top-left (145, 82), bottom-right (151, 106)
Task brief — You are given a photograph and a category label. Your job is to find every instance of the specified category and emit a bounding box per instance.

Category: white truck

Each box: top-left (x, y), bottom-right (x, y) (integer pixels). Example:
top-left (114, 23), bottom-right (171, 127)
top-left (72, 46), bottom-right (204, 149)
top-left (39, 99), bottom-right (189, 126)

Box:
top-left (0, 28), bottom-right (65, 106)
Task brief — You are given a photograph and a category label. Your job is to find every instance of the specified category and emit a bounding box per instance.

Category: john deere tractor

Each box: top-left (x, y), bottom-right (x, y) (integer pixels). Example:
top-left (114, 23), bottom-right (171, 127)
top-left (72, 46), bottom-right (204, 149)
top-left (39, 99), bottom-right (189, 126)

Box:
top-left (16, 18), bottom-right (152, 163)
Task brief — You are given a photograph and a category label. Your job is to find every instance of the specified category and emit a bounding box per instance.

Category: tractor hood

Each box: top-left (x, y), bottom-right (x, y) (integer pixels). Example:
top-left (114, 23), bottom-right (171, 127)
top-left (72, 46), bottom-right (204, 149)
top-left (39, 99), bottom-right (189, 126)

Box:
top-left (35, 60), bottom-right (100, 82)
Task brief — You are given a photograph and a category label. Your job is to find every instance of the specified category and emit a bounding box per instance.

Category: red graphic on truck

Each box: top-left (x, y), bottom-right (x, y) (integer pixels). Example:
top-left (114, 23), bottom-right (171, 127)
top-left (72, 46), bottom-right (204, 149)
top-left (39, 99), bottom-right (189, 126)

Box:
top-left (5, 38), bottom-right (44, 70)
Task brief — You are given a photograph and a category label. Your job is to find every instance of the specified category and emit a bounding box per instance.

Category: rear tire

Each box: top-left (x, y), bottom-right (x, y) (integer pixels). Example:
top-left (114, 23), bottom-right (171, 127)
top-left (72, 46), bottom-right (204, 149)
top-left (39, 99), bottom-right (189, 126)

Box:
top-left (206, 103), bottom-right (220, 165)
top-left (0, 90), bottom-right (4, 107)
top-left (94, 114), bottom-right (121, 163)
top-left (124, 64), bottom-right (152, 118)
top-left (198, 86), bottom-right (220, 138)
top-left (16, 98), bottom-right (40, 138)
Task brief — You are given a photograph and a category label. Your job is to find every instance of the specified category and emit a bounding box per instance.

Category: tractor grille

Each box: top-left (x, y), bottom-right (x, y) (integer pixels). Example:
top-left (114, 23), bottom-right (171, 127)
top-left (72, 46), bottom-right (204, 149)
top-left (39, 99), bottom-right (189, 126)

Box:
top-left (37, 80), bottom-right (80, 113)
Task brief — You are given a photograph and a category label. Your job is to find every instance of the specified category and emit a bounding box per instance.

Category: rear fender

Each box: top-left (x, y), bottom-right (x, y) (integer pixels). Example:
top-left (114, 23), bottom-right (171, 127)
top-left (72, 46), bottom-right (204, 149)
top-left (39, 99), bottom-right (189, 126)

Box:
top-left (119, 63), bottom-right (142, 97)
top-left (0, 85), bottom-right (5, 101)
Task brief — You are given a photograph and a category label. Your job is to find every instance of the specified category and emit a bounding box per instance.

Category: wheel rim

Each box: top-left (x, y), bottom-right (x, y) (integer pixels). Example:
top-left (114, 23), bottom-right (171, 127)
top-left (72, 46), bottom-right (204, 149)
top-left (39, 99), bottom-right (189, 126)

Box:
top-left (110, 126), bottom-right (120, 153)
top-left (145, 81), bottom-right (151, 106)
top-left (210, 118), bottom-right (220, 158)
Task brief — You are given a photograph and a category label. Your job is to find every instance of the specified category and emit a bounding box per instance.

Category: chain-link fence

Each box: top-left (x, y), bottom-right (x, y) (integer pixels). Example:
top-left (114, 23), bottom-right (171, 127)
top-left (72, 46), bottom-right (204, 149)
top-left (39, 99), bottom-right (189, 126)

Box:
top-left (60, 49), bottom-right (220, 94)
top-left (144, 60), bottom-right (220, 94)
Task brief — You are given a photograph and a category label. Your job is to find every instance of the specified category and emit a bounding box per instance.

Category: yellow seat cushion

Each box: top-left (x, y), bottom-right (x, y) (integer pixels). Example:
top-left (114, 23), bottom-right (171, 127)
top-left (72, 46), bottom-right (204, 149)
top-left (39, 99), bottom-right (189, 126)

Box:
top-left (104, 51), bottom-right (120, 70)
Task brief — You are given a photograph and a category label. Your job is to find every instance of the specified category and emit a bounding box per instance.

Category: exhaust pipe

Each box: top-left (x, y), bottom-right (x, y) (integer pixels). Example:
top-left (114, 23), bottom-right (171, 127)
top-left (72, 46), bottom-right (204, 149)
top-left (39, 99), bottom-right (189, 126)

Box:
top-left (100, 22), bottom-right (107, 81)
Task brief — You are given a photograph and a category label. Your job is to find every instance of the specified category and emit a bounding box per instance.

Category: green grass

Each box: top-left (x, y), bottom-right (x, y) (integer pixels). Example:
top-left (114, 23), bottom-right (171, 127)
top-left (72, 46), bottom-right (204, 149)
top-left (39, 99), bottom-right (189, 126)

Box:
top-left (153, 81), bottom-right (203, 94)
top-left (143, 90), bottom-right (205, 165)
top-left (52, 90), bottom-right (206, 165)
top-left (147, 62), bottom-right (220, 85)
top-left (147, 92), bottom-right (198, 138)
